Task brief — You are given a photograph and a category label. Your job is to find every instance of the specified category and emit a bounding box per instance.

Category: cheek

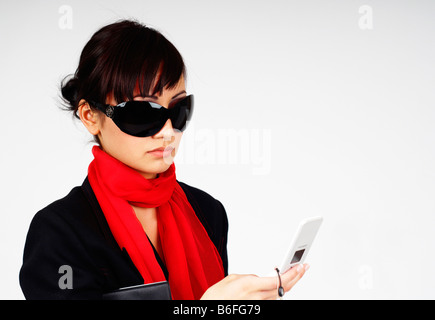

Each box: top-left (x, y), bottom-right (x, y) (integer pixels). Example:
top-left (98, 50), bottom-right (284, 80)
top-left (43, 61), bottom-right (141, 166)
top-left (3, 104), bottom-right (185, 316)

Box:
top-left (99, 120), bottom-right (149, 160)
top-left (98, 120), bottom-right (183, 175)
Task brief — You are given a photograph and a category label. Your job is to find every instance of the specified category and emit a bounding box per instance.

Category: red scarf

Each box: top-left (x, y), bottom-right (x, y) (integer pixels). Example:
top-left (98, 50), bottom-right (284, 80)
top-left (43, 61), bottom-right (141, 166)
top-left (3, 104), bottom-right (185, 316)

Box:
top-left (87, 146), bottom-right (224, 299)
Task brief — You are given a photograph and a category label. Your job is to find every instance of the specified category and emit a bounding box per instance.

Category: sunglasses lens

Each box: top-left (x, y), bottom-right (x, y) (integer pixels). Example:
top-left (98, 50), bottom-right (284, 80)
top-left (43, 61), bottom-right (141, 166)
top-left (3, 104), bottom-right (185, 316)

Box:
top-left (112, 101), bottom-right (166, 137)
top-left (171, 95), bottom-right (193, 132)
top-left (110, 95), bottom-right (194, 137)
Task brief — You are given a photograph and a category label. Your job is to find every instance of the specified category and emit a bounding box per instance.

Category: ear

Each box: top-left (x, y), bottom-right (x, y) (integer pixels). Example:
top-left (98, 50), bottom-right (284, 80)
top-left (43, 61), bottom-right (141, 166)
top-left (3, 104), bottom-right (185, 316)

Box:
top-left (77, 100), bottom-right (101, 136)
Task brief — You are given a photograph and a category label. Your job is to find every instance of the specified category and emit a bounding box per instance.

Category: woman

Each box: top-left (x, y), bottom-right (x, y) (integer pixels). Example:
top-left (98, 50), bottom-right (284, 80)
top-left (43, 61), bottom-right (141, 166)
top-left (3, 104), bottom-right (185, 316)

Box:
top-left (19, 19), bottom-right (308, 300)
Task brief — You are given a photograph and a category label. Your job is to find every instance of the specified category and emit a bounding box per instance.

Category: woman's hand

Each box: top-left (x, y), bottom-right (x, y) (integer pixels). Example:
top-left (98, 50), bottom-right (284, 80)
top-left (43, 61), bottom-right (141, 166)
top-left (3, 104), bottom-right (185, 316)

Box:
top-left (201, 264), bottom-right (309, 300)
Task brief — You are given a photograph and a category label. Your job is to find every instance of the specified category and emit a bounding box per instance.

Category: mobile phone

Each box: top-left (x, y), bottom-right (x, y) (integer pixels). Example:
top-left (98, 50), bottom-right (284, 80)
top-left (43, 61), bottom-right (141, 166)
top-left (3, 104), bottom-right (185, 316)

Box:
top-left (278, 216), bottom-right (323, 274)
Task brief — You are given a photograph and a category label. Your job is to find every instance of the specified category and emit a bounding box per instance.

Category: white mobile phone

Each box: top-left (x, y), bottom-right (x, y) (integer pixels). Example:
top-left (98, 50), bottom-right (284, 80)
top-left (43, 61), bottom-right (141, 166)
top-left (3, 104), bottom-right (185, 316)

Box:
top-left (278, 216), bottom-right (323, 274)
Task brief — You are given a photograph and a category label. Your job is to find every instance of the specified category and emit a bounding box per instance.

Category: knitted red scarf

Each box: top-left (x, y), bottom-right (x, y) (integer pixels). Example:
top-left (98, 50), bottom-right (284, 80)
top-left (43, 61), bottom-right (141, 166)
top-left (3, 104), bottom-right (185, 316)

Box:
top-left (87, 146), bottom-right (224, 299)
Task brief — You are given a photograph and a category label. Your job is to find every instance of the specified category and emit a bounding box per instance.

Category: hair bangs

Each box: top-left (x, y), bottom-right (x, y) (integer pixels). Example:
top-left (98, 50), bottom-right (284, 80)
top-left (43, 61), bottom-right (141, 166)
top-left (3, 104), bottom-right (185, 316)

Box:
top-left (108, 26), bottom-right (186, 104)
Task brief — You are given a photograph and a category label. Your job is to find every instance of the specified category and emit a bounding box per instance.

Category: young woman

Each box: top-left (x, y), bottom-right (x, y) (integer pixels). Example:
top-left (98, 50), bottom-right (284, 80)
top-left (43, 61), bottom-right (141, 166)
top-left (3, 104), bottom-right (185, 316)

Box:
top-left (19, 19), bottom-right (308, 300)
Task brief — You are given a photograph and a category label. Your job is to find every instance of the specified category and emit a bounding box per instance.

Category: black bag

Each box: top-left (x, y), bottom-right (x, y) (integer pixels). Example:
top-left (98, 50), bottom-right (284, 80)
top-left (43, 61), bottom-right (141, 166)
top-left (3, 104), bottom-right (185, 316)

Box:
top-left (102, 281), bottom-right (171, 300)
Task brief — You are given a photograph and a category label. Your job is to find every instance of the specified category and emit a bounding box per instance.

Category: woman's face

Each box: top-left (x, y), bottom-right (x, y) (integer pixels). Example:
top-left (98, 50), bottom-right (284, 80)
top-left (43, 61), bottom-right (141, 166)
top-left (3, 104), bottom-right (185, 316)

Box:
top-left (82, 76), bottom-right (186, 179)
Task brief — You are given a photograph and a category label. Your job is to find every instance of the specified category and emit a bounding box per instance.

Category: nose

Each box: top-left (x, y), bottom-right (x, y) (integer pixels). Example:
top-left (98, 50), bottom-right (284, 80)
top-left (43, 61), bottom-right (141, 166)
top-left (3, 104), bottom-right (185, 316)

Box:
top-left (153, 118), bottom-right (175, 142)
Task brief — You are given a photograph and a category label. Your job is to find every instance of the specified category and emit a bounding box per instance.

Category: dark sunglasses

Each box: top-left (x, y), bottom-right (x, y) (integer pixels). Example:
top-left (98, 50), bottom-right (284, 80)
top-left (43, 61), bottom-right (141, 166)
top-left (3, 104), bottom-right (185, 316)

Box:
top-left (89, 95), bottom-right (193, 137)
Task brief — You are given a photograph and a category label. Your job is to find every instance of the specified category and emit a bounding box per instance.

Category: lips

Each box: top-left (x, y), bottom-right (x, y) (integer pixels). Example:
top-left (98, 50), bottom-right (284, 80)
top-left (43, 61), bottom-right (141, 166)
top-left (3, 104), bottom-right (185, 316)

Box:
top-left (148, 146), bottom-right (174, 153)
top-left (147, 146), bottom-right (175, 158)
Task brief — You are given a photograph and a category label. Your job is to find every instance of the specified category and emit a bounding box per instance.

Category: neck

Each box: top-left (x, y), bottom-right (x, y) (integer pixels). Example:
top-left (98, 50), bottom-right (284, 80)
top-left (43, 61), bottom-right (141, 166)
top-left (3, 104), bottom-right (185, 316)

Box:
top-left (140, 172), bottom-right (159, 180)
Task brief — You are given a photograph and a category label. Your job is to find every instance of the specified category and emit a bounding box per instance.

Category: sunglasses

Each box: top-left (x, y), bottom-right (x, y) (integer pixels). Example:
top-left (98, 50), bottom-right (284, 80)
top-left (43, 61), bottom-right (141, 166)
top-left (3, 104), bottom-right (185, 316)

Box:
top-left (89, 95), bottom-right (193, 137)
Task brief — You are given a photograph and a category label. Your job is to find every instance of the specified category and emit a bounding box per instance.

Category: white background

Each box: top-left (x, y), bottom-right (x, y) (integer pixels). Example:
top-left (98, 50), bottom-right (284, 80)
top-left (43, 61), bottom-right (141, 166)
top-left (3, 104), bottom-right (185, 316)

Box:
top-left (1, 0), bottom-right (434, 299)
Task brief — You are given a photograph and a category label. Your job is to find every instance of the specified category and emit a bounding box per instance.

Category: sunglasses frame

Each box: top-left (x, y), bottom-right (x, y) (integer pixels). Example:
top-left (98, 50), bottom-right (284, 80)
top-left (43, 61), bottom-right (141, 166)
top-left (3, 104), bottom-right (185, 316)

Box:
top-left (88, 94), bottom-right (193, 137)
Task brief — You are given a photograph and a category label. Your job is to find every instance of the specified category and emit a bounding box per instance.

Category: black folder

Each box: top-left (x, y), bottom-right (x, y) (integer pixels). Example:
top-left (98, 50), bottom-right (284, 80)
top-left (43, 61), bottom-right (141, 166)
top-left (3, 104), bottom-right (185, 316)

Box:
top-left (102, 281), bottom-right (171, 300)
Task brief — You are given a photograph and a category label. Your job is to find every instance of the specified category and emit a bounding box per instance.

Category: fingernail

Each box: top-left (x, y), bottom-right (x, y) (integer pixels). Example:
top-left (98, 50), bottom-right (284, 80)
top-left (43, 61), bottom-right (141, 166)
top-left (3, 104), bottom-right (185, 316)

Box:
top-left (297, 264), bottom-right (304, 273)
top-left (304, 264), bottom-right (310, 271)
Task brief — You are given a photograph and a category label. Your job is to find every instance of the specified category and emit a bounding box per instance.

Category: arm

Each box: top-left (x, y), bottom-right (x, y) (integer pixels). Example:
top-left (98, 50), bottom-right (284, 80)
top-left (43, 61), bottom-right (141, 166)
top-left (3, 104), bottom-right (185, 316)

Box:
top-left (19, 209), bottom-right (104, 299)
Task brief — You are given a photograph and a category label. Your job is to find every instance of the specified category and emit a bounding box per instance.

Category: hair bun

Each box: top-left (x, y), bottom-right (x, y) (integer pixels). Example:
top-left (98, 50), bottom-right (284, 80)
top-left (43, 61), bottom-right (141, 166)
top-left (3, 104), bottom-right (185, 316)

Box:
top-left (61, 75), bottom-right (79, 108)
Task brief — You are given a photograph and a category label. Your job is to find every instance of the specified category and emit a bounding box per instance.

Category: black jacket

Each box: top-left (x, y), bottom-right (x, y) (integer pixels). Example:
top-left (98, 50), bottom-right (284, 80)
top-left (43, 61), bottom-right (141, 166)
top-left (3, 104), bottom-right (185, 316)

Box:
top-left (19, 178), bottom-right (229, 299)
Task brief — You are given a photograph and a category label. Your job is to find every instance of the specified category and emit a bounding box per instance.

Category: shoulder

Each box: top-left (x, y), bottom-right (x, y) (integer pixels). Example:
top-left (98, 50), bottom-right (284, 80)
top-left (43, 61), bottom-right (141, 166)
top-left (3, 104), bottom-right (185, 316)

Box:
top-left (20, 186), bottom-right (105, 299)
top-left (26, 185), bottom-right (101, 240)
top-left (21, 184), bottom-right (103, 266)
top-left (27, 186), bottom-right (88, 235)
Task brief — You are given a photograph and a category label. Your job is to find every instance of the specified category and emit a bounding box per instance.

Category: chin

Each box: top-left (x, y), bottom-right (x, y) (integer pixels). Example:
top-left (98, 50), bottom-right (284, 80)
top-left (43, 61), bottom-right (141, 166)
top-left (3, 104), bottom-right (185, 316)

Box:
top-left (137, 159), bottom-right (174, 178)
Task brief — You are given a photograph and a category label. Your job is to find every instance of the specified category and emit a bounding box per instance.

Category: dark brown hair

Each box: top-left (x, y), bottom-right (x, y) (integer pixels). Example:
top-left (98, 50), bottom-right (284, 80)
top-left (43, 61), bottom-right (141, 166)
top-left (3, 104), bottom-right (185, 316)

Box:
top-left (61, 19), bottom-right (186, 138)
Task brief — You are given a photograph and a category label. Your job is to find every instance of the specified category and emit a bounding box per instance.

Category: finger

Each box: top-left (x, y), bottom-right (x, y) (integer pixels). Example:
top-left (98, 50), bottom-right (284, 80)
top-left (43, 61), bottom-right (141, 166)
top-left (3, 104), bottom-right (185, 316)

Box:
top-left (281, 264), bottom-right (306, 281)
top-left (249, 275), bottom-right (288, 300)
top-left (281, 264), bottom-right (309, 292)
top-left (248, 266), bottom-right (304, 294)
top-left (246, 274), bottom-right (279, 292)
top-left (239, 266), bottom-right (309, 299)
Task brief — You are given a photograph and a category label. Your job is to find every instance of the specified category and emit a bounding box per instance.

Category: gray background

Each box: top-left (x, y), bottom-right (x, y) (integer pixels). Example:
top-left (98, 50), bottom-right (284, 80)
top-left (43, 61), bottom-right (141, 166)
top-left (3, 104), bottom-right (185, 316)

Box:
top-left (1, 0), bottom-right (434, 299)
